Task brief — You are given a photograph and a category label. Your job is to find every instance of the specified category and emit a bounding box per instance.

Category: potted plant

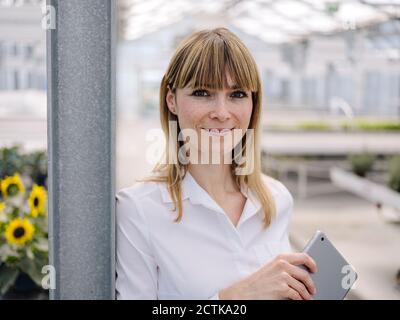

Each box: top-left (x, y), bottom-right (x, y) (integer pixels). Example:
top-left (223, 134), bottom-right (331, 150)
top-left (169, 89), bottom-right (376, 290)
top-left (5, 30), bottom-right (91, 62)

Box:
top-left (347, 153), bottom-right (376, 177)
top-left (388, 155), bottom-right (400, 193)
top-left (0, 173), bottom-right (49, 299)
top-left (0, 146), bottom-right (25, 180)
top-left (0, 146), bottom-right (47, 188)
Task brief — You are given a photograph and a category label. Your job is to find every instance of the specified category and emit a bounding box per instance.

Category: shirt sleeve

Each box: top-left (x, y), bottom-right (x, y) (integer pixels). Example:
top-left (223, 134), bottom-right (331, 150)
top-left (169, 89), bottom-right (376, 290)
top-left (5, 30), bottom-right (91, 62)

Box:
top-left (115, 189), bottom-right (158, 300)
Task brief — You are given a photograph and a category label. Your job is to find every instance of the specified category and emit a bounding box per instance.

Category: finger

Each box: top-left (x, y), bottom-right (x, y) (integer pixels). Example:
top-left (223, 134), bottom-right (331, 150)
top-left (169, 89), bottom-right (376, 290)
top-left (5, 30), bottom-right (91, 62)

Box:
top-left (286, 286), bottom-right (303, 300)
top-left (284, 273), bottom-right (312, 300)
top-left (279, 253), bottom-right (317, 273)
top-left (286, 263), bottom-right (317, 296)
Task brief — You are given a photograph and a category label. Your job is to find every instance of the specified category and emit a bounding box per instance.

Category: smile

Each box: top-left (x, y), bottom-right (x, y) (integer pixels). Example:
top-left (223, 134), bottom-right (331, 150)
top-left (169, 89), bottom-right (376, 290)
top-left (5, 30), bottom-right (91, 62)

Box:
top-left (201, 128), bottom-right (233, 136)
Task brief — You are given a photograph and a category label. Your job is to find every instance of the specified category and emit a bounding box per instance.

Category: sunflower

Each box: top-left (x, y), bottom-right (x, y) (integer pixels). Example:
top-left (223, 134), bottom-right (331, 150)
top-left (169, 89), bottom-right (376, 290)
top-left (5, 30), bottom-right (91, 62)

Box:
top-left (5, 218), bottom-right (35, 246)
top-left (0, 201), bottom-right (4, 212)
top-left (28, 184), bottom-right (47, 217)
top-left (1, 174), bottom-right (25, 198)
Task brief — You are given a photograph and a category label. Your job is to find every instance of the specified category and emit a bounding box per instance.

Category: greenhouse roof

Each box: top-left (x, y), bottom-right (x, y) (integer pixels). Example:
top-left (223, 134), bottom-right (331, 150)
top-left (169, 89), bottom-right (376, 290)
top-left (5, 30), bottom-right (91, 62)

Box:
top-left (118, 0), bottom-right (400, 43)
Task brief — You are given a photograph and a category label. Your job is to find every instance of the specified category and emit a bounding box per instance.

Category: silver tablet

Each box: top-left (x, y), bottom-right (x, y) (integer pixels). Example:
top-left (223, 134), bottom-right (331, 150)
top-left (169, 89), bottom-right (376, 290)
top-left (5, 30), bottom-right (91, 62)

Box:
top-left (300, 230), bottom-right (358, 300)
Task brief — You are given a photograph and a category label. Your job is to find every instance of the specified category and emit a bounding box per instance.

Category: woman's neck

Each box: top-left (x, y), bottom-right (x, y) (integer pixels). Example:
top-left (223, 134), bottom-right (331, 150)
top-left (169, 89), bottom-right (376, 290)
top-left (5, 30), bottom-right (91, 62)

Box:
top-left (187, 163), bottom-right (239, 198)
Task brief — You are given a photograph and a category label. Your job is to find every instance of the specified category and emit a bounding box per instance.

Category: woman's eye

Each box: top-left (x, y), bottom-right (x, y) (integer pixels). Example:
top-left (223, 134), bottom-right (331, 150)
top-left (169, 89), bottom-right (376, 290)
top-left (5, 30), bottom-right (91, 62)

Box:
top-left (231, 91), bottom-right (248, 98)
top-left (190, 89), bottom-right (248, 98)
top-left (191, 90), bottom-right (209, 97)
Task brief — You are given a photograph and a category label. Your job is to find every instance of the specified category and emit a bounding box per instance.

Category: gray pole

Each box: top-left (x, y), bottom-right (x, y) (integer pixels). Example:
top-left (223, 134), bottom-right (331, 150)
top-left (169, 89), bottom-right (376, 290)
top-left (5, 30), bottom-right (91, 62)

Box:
top-left (47, 0), bottom-right (116, 299)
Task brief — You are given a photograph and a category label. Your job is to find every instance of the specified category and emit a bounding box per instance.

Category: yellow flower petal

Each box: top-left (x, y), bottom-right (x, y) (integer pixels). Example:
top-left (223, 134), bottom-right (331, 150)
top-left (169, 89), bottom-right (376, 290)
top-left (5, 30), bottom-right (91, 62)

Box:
top-left (1, 174), bottom-right (25, 198)
top-left (28, 184), bottom-right (47, 217)
top-left (5, 217), bottom-right (35, 246)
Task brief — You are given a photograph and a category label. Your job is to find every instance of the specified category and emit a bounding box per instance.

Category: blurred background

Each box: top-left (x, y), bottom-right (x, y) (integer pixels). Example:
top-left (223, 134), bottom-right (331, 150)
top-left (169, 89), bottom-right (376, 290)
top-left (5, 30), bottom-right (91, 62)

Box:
top-left (0, 0), bottom-right (399, 299)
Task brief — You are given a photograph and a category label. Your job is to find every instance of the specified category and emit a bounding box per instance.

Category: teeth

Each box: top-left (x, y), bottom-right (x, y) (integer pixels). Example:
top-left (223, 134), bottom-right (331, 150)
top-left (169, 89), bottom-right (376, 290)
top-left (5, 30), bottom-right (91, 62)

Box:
top-left (201, 128), bottom-right (232, 136)
top-left (202, 128), bottom-right (232, 132)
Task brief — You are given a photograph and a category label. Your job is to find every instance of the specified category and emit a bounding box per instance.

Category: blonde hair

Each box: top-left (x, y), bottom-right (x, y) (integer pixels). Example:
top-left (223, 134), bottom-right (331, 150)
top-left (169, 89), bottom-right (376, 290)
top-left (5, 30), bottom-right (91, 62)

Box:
top-left (138, 27), bottom-right (276, 228)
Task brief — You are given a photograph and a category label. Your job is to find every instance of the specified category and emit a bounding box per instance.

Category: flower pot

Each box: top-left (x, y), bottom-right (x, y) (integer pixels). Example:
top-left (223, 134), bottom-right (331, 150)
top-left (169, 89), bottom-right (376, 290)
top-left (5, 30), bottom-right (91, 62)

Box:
top-left (0, 272), bottom-right (48, 300)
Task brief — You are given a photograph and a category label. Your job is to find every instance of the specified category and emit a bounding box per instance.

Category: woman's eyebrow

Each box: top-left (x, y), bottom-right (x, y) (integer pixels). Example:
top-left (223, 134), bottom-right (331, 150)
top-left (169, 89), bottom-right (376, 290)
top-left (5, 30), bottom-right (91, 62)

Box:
top-left (227, 84), bottom-right (242, 90)
top-left (190, 84), bottom-right (245, 90)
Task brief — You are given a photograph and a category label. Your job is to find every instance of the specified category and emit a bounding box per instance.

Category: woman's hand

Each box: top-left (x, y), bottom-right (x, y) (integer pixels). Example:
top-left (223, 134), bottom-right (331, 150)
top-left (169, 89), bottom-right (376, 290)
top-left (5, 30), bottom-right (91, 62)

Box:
top-left (219, 252), bottom-right (317, 300)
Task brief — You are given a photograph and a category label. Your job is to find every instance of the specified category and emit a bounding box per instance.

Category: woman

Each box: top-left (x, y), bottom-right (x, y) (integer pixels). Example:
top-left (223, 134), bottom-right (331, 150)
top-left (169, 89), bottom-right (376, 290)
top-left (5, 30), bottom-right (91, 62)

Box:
top-left (115, 28), bottom-right (317, 300)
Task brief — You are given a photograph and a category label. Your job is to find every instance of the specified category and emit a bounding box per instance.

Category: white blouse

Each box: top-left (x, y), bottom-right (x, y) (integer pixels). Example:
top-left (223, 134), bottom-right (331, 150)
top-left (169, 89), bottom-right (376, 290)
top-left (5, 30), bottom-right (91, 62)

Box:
top-left (115, 171), bottom-right (294, 300)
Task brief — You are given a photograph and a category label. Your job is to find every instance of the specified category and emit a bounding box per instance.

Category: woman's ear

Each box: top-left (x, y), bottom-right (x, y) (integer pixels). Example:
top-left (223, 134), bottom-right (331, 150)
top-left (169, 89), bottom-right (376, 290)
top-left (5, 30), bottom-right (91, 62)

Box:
top-left (166, 87), bottom-right (177, 115)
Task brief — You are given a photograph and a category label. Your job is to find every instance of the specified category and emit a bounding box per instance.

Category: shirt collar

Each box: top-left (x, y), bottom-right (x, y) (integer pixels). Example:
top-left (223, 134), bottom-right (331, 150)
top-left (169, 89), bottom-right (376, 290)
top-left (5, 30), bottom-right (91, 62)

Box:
top-left (159, 171), bottom-right (262, 219)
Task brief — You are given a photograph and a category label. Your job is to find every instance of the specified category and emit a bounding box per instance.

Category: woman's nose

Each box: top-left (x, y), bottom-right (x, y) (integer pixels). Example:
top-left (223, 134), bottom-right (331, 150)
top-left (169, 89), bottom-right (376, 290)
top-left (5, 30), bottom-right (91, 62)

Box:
top-left (209, 97), bottom-right (231, 121)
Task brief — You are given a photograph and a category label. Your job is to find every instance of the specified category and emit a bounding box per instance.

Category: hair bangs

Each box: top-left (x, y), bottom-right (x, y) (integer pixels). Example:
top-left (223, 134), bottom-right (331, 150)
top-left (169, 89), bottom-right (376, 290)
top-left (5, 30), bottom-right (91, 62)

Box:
top-left (173, 33), bottom-right (259, 93)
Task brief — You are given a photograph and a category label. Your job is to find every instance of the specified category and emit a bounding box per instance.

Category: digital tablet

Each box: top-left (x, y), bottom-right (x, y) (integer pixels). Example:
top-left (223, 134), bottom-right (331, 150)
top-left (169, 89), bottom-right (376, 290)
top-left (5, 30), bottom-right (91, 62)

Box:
top-left (300, 230), bottom-right (358, 300)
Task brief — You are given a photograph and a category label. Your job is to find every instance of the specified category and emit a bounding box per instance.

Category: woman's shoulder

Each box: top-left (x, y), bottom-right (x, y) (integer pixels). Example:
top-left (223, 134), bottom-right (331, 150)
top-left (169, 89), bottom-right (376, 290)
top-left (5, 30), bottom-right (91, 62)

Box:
top-left (115, 178), bottom-right (162, 203)
top-left (115, 179), bottom-right (167, 223)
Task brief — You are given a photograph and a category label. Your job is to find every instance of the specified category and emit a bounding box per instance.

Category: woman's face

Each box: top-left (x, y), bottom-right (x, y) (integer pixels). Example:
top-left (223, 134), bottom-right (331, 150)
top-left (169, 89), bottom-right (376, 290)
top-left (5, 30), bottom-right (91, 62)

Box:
top-left (166, 71), bottom-right (253, 163)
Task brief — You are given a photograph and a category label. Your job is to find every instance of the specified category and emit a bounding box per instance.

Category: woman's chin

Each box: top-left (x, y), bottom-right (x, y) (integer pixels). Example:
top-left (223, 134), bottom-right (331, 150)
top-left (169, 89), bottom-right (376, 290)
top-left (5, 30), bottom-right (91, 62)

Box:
top-left (183, 145), bottom-right (235, 164)
top-left (198, 147), bottom-right (234, 164)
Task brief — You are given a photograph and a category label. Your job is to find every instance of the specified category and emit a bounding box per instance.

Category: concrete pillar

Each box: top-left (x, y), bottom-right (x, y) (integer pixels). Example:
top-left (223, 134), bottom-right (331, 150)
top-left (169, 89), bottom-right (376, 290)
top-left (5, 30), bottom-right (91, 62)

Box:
top-left (47, 0), bottom-right (116, 299)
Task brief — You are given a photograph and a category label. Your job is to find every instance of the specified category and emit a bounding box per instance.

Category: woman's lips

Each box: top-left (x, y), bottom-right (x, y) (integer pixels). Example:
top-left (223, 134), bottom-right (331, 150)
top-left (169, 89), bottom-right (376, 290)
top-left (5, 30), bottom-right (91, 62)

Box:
top-left (201, 128), bottom-right (233, 136)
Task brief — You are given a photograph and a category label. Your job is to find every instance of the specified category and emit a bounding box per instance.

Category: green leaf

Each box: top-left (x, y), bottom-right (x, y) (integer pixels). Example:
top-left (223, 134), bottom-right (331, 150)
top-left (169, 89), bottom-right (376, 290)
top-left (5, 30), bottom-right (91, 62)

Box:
top-left (19, 252), bottom-right (48, 287)
top-left (0, 264), bottom-right (19, 295)
top-left (18, 256), bottom-right (41, 286)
